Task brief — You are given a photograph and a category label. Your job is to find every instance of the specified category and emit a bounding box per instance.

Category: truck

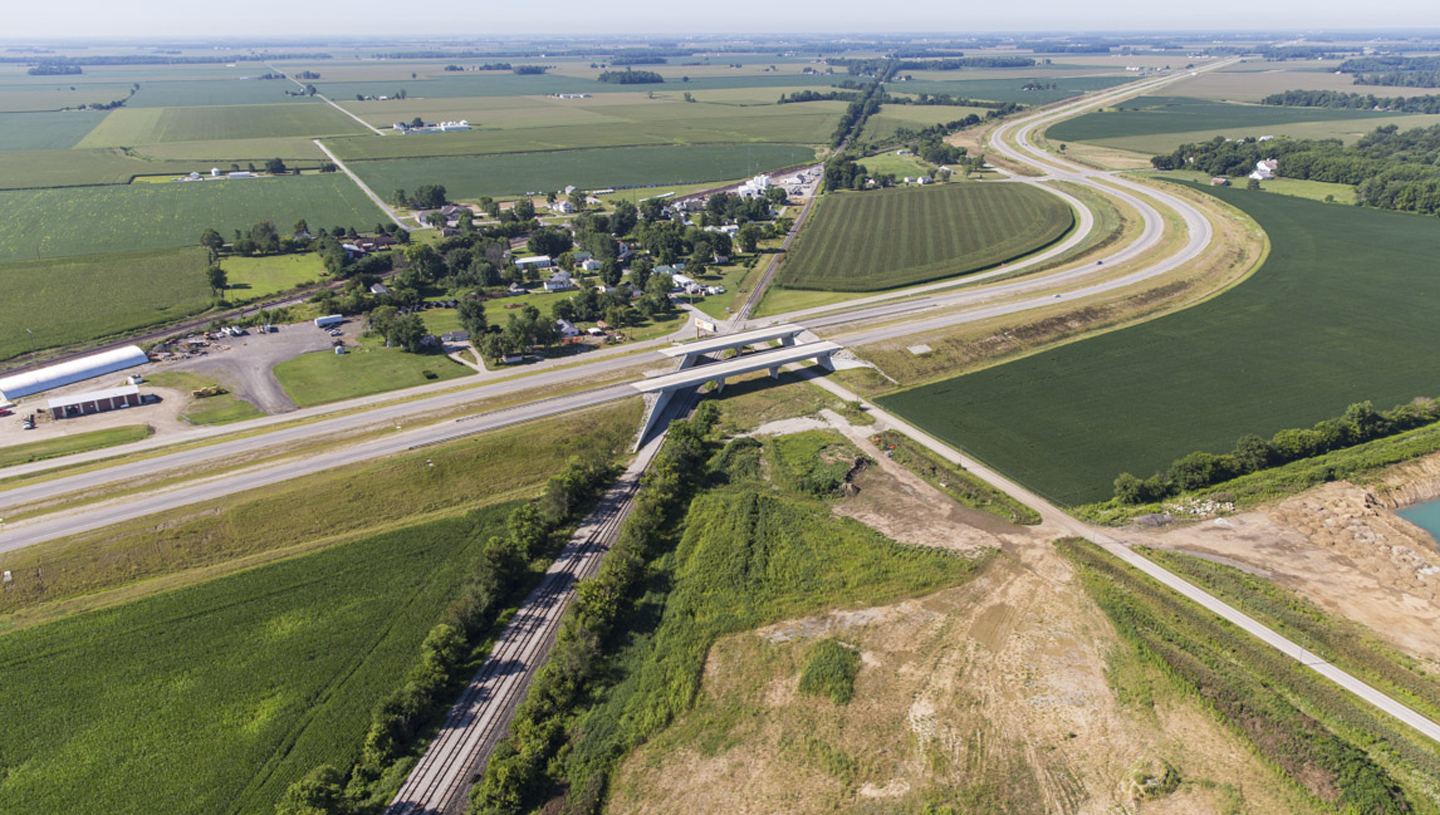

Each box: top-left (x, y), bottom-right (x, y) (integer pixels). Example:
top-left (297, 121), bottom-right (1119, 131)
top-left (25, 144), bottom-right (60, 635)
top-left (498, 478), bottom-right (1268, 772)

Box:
top-left (314, 314), bottom-right (343, 329)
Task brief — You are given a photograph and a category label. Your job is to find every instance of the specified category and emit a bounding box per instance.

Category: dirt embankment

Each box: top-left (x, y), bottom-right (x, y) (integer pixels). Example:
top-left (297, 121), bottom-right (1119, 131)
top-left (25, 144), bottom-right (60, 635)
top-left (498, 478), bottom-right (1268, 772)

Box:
top-left (1129, 452), bottom-right (1440, 663)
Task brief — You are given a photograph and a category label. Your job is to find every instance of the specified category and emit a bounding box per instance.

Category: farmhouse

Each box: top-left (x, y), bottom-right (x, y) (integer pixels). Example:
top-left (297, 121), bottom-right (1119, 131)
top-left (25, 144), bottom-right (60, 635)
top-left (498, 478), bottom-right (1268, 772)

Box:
top-left (544, 271), bottom-right (575, 291)
top-left (47, 384), bottom-right (144, 419)
top-left (1250, 159), bottom-right (1278, 180)
top-left (556, 319), bottom-right (580, 337)
top-left (0, 345), bottom-right (149, 401)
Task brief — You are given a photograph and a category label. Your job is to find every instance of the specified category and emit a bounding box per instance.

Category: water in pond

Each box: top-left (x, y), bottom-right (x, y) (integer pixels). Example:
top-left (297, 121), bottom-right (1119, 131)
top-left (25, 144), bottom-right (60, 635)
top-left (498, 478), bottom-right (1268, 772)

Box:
top-left (1397, 497), bottom-right (1440, 548)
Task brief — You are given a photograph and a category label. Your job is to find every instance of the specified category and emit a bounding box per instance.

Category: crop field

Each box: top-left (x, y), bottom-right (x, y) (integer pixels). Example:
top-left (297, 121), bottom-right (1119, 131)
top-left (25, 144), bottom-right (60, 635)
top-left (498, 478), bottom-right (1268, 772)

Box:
top-left (0, 148), bottom-right (319, 191)
top-left (1046, 95), bottom-right (1410, 144)
top-left (860, 104), bottom-right (993, 142)
top-left (1077, 113), bottom-right (1440, 156)
top-left (856, 151), bottom-right (931, 177)
top-left (0, 503), bottom-right (514, 815)
top-left (892, 75), bottom-right (1133, 105)
top-left (1173, 66), bottom-right (1368, 102)
top-left (77, 103), bottom-right (369, 147)
top-left (349, 143), bottom-right (815, 199)
top-left (877, 185), bottom-right (1440, 505)
top-left (776, 182), bottom-right (1074, 291)
top-left (0, 247), bottom-right (211, 361)
top-left (131, 136), bottom-right (328, 162)
top-left (0, 174), bottom-right (384, 261)
top-left (325, 100), bottom-right (845, 161)
top-left (0, 85), bottom-right (139, 113)
top-left (125, 79), bottom-right (328, 108)
top-left (0, 111), bottom-right (106, 150)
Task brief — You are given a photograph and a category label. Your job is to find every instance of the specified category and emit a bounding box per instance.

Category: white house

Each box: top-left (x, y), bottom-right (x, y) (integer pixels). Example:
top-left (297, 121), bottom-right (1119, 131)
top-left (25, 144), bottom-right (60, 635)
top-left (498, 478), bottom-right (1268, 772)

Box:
top-left (551, 200), bottom-right (576, 214)
top-left (556, 318), bottom-right (580, 337)
top-left (1250, 159), bottom-right (1278, 180)
top-left (544, 271), bottom-right (575, 291)
top-left (580, 258), bottom-right (602, 272)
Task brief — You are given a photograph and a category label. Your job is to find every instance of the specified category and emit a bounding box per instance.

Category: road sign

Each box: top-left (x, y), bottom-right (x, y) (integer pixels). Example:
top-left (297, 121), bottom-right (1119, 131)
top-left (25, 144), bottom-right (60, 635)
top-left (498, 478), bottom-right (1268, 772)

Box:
top-left (696, 320), bottom-right (717, 332)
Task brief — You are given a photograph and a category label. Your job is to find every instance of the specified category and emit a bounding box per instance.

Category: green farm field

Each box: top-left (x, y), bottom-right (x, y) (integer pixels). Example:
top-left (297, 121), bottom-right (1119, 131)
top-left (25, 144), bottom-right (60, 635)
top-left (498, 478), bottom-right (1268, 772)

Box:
top-left (325, 101), bottom-right (845, 161)
top-left (125, 78), bottom-right (329, 108)
top-left (777, 182), bottom-right (1074, 292)
top-left (0, 111), bottom-right (106, 150)
top-left (0, 85), bottom-right (137, 113)
top-left (0, 247), bottom-right (211, 361)
top-left (0, 174), bottom-right (384, 261)
top-left (0, 149), bottom-right (209, 190)
top-left (861, 105), bottom-right (992, 142)
top-left (1075, 113), bottom-right (1440, 156)
top-left (0, 503), bottom-right (513, 815)
top-left (349, 143), bottom-right (815, 199)
top-left (1045, 95), bottom-right (1414, 144)
top-left (892, 75), bottom-right (1132, 105)
top-left (878, 184), bottom-right (1440, 505)
top-left (78, 103), bottom-right (369, 146)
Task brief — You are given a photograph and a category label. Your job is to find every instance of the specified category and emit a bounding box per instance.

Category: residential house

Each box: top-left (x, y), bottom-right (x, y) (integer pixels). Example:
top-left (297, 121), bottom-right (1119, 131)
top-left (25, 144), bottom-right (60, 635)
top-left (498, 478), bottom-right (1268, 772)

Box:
top-left (544, 271), bottom-right (575, 292)
top-left (556, 318), bottom-right (580, 338)
top-left (1249, 159), bottom-right (1278, 180)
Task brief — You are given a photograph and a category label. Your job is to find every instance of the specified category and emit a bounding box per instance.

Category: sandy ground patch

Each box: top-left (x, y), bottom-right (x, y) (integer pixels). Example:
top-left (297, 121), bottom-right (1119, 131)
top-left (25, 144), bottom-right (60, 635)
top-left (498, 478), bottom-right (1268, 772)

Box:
top-left (1127, 465), bottom-right (1440, 663)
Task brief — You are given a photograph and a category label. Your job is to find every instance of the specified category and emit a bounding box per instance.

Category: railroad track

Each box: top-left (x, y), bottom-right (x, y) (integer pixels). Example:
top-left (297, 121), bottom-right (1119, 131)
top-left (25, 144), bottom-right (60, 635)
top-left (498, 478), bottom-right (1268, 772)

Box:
top-left (732, 195), bottom-right (817, 324)
top-left (386, 389), bottom-right (697, 815)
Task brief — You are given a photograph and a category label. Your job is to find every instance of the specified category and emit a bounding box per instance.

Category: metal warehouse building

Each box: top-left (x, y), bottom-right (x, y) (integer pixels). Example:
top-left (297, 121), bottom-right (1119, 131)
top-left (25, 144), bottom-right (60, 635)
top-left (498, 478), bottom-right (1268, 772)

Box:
top-left (47, 385), bottom-right (144, 419)
top-left (0, 346), bottom-right (149, 402)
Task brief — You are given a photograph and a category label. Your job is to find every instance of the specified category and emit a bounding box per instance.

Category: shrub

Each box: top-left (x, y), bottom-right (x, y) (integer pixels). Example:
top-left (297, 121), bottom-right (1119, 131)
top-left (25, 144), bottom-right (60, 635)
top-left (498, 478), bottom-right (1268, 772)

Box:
top-left (797, 639), bottom-right (861, 704)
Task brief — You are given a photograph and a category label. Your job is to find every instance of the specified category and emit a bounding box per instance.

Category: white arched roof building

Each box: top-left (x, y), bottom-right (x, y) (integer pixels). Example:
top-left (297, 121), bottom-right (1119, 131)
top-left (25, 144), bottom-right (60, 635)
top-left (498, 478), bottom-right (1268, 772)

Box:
top-left (0, 345), bottom-right (149, 402)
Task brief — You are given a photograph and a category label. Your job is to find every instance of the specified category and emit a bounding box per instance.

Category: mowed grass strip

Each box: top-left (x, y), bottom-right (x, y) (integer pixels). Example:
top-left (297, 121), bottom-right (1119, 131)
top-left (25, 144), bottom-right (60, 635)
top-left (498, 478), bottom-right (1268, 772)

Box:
top-left (0, 247), bottom-right (211, 361)
top-left (77, 103), bottom-right (370, 147)
top-left (274, 335), bottom-right (474, 407)
top-left (877, 184), bottom-right (1440, 505)
top-left (0, 173), bottom-right (384, 261)
top-left (0, 425), bottom-right (153, 469)
top-left (777, 183), bottom-right (1074, 292)
top-left (0, 504), bottom-right (512, 815)
top-left (347, 143), bottom-right (816, 199)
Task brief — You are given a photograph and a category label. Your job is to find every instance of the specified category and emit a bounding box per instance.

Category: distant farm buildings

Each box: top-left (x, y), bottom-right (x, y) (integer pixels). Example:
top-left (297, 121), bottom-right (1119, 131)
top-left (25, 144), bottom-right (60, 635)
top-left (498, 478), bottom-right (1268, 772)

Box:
top-left (1250, 159), bottom-right (1278, 181)
top-left (552, 93), bottom-right (592, 99)
top-left (393, 119), bottom-right (471, 134)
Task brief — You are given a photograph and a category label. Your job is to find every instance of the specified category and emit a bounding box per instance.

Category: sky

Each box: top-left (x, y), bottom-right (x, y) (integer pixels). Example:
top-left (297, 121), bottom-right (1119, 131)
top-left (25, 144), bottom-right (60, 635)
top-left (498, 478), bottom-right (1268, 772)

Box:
top-left (5, 0), bottom-right (1440, 40)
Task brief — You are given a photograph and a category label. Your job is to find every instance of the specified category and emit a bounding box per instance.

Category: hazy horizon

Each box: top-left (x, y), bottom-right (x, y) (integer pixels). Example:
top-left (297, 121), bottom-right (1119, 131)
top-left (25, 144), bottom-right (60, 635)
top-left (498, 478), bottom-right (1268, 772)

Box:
top-left (6, 0), bottom-right (1440, 42)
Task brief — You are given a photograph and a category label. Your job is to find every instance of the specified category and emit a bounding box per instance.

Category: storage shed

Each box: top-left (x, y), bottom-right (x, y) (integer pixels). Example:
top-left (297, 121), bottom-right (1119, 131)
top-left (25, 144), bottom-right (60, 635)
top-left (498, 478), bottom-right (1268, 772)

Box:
top-left (48, 385), bottom-right (143, 419)
top-left (0, 346), bottom-right (149, 401)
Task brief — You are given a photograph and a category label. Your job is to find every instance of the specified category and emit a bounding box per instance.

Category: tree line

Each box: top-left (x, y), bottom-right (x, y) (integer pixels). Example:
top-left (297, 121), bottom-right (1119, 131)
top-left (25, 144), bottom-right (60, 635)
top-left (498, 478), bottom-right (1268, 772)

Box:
top-left (27, 63), bottom-right (81, 75)
top-left (1261, 88), bottom-right (1440, 113)
top-left (276, 453), bottom-right (621, 815)
top-left (895, 56), bottom-right (1035, 70)
top-left (469, 406), bottom-right (721, 815)
top-left (1151, 125), bottom-right (1440, 215)
top-left (597, 68), bottom-right (663, 84)
top-left (1112, 398), bottom-right (1440, 504)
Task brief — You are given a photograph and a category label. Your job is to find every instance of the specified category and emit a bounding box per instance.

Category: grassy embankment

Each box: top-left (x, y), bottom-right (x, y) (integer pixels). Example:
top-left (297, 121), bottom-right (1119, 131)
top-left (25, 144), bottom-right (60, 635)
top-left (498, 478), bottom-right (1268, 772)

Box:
top-left (0, 425), bottom-right (153, 469)
top-left (775, 182), bottom-right (1074, 292)
top-left (872, 430), bottom-right (1041, 524)
top-left (879, 184), bottom-right (1440, 505)
top-left (1059, 539), bottom-right (1440, 815)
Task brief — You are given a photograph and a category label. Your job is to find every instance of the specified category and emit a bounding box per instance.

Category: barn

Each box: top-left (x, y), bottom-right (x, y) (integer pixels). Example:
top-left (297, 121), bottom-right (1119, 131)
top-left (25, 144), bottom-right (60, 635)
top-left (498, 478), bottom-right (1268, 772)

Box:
top-left (48, 385), bottom-right (144, 419)
top-left (0, 346), bottom-right (149, 402)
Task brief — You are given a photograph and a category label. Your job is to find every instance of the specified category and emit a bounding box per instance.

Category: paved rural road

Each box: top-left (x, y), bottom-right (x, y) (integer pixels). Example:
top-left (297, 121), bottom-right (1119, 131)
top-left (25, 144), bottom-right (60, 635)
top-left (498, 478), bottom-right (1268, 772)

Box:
top-left (312, 139), bottom-right (414, 231)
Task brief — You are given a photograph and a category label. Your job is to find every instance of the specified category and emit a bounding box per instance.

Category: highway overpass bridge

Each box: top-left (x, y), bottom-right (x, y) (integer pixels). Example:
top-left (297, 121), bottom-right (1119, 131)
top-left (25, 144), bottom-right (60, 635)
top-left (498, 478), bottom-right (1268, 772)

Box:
top-left (633, 324), bottom-right (839, 448)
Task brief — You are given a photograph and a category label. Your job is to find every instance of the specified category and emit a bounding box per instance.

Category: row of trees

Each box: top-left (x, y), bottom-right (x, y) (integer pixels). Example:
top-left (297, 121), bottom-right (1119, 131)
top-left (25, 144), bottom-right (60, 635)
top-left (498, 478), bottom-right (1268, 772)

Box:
top-left (895, 56), bottom-right (1035, 69)
top-left (1261, 89), bottom-right (1440, 113)
top-left (597, 68), bottom-right (663, 84)
top-left (1113, 398), bottom-right (1440, 504)
top-left (278, 455), bottom-right (619, 815)
top-left (390, 184), bottom-right (448, 210)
